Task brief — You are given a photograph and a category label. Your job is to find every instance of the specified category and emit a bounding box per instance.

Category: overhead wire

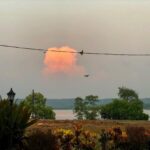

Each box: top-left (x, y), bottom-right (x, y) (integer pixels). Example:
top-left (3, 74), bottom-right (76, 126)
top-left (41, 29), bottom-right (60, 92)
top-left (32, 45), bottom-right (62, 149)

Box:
top-left (0, 44), bottom-right (78, 54)
top-left (0, 44), bottom-right (150, 56)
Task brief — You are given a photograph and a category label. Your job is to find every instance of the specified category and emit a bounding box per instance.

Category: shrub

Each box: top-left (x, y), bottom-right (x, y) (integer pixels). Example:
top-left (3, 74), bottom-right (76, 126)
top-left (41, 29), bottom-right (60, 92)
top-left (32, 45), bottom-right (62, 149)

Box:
top-left (99, 129), bottom-right (111, 150)
top-left (0, 100), bottom-right (36, 150)
top-left (55, 124), bottom-right (97, 150)
top-left (23, 129), bottom-right (58, 150)
top-left (98, 126), bottom-right (150, 150)
top-left (126, 126), bottom-right (149, 150)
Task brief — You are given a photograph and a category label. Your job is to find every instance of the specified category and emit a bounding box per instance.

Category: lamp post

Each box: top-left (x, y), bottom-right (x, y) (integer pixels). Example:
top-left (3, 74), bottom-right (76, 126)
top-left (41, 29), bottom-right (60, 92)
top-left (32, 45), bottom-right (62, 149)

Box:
top-left (7, 88), bottom-right (15, 105)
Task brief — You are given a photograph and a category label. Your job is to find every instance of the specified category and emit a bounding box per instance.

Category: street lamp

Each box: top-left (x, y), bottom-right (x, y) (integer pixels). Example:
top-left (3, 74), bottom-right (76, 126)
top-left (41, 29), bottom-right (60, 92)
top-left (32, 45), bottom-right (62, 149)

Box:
top-left (7, 88), bottom-right (15, 105)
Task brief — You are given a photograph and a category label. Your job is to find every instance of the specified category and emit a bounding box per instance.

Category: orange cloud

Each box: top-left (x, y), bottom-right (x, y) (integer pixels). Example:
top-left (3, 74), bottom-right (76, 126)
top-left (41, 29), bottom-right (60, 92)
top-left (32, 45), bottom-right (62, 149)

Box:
top-left (43, 46), bottom-right (85, 76)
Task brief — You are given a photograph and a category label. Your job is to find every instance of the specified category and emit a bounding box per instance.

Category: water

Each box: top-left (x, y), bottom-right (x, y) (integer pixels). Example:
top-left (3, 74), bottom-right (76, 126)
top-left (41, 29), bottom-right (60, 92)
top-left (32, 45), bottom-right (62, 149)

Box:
top-left (54, 109), bottom-right (150, 120)
top-left (144, 109), bottom-right (150, 119)
top-left (54, 110), bottom-right (76, 120)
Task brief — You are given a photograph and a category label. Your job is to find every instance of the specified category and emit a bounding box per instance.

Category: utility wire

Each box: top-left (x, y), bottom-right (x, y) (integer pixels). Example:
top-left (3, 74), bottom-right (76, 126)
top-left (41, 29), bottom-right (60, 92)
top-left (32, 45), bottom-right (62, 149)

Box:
top-left (0, 44), bottom-right (78, 54)
top-left (0, 44), bottom-right (45, 51)
top-left (1, 44), bottom-right (150, 56)
top-left (85, 52), bottom-right (150, 56)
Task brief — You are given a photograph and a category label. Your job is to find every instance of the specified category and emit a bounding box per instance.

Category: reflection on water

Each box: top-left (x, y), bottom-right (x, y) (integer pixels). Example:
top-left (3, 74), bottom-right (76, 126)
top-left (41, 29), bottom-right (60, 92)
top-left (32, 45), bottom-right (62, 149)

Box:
top-left (54, 109), bottom-right (150, 120)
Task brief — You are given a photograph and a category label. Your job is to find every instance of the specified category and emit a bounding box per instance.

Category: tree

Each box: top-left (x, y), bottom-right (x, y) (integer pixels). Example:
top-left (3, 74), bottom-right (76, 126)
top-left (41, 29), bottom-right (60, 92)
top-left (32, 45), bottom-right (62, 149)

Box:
top-left (23, 92), bottom-right (55, 119)
top-left (84, 95), bottom-right (99, 120)
top-left (100, 99), bottom-right (129, 120)
top-left (100, 99), bottom-right (149, 120)
top-left (74, 95), bottom-right (99, 120)
top-left (118, 87), bottom-right (139, 101)
top-left (127, 99), bottom-right (146, 120)
top-left (73, 97), bottom-right (85, 119)
top-left (100, 87), bottom-right (149, 120)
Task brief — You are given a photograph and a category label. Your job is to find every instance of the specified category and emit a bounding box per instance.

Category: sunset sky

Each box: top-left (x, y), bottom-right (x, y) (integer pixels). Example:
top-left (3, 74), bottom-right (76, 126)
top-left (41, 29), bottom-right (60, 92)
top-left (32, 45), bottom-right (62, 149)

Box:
top-left (0, 0), bottom-right (150, 99)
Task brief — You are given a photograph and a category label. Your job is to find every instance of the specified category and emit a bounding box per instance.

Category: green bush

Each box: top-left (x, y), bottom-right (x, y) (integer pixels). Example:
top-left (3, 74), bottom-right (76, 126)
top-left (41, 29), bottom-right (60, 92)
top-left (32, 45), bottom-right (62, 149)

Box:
top-left (100, 87), bottom-right (149, 120)
top-left (100, 99), bottom-right (148, 120)
top-left (0, 100), bottom-right (36, 150)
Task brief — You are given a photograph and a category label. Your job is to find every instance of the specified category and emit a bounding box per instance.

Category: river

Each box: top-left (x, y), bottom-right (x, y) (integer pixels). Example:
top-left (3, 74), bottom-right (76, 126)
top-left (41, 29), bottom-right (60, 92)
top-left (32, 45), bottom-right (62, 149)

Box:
top-left (54, 109), bottom-right (150, 120)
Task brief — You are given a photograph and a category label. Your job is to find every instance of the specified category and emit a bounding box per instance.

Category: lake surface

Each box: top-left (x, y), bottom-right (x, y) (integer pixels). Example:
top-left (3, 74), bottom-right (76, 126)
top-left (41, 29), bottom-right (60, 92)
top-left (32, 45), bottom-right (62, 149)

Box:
top-left (54, 110), bottom-right (76, 120)
top-left (54, 109), bottom-right (150, 120)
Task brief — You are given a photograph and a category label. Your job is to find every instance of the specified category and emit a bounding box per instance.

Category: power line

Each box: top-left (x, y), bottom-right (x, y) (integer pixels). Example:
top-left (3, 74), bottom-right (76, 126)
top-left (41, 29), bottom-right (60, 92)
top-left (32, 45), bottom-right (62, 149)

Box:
top-left (0, 44), bottom-right (45, 51)
top-left (0, 44), bottom-right (78, 54)
top-left (85, 52), bottom-right (150, 56)
top-left (0, 44), bottom-right (150, 56)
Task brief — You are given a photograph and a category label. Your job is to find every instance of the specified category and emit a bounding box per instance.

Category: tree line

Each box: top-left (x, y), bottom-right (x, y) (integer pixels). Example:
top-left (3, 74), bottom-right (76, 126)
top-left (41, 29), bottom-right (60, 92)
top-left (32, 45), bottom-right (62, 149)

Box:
top-left (19, 86), bottom-right (149, 120)
top-left (74, 87), bottom-right (149, 120)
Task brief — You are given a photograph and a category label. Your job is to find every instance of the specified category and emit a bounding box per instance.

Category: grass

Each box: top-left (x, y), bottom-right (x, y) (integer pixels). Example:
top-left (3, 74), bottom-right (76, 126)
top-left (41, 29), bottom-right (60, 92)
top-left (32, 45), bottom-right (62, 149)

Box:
top-left (27, 120), bottom-right (150, 133)
top-left (25, 120), bottom-right (150, 150)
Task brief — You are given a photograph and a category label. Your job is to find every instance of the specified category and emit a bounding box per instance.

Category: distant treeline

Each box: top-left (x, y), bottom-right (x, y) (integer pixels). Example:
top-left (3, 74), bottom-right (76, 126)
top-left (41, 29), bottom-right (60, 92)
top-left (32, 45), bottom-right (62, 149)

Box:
top-left (45, 98), bottom-right (150, 109)
top-left (144, 103), bottom-right (150, 109)
top-left (16, 98), bottom-right (150, 109)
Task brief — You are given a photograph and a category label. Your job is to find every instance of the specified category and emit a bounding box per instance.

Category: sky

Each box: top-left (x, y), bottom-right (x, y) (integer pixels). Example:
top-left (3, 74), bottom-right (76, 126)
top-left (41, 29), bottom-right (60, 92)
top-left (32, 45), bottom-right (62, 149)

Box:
top-left (0, 0), bottom-right (150, 99)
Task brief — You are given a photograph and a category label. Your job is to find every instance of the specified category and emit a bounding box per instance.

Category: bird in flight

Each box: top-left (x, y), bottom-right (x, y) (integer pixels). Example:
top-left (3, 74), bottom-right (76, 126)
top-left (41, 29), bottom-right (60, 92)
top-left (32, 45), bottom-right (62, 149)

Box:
top-left (84, 74), bottom-right (89, 77)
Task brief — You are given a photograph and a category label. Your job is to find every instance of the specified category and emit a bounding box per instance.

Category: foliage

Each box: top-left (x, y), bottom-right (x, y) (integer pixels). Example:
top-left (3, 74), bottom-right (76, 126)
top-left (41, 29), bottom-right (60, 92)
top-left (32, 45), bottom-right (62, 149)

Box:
top-left (84, 95), bottom-right (99, 120)
top-left (74, 95), bottom-right (99, 120)
top-left (23, 129), bottom-right (58, 150)
top-left (100, 99), bottom-right (149, 120)
top-left (23, 123), bottom-right (150, 150)
top-left (99, 126), bottom-right (150, 150)
top-left (126, 126), bottom-right (149, 150)
top-left (23, 92), bottom-right (55, 119)
top-left (99, 129), bottom-right (111, 150)
top-left (55, 124), bottom-right (97, 150)
top-left (55, 128), bottom-right (74, 150)
top-left (100, 87), bottom-right (149, 120)
top-left (100, 99), bottom-right (128, 119)
top-left (0, 100), bottom-right (36, 150)
top-left (118, 86), bottom-right (139, 101)
top-left (73, 97), bottom-right (85, 120)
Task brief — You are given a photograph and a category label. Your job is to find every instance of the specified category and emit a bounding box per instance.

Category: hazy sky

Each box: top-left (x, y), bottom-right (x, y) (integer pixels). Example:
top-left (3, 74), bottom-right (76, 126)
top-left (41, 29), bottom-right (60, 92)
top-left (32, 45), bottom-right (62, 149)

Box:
top-left (0, 0), bottom-right (150, 99)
